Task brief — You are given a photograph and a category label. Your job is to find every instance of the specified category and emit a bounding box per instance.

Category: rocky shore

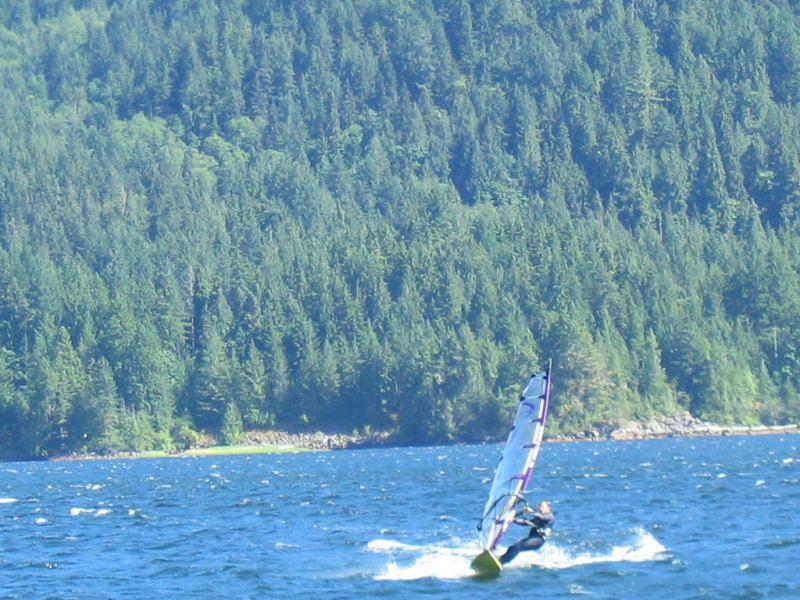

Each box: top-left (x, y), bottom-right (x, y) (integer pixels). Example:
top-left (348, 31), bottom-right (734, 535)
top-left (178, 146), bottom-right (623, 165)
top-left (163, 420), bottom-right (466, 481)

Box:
top-left (548, 411), bottom-right (800, 443)
top-left (245, 412), bottom-right (799, 450)
top-left (243, 428), bottom-right (392, 450)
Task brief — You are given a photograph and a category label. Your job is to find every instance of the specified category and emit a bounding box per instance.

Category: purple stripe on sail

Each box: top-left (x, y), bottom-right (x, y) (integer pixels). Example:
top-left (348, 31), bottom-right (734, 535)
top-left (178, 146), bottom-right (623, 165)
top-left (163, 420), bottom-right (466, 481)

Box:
top-left (522, 443), bottom-right (538, 449)
top-left (492, 512), bottom-right (518, 549)
top-left (539, 362), bottom-right (552, 428)
top-left (522, 467), bottom-right (534, 487)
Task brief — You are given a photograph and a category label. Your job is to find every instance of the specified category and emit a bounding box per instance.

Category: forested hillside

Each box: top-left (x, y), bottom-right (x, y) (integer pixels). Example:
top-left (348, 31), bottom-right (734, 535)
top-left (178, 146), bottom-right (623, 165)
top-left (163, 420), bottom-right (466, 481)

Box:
top-left (1, 0), bottom-right (799, 458)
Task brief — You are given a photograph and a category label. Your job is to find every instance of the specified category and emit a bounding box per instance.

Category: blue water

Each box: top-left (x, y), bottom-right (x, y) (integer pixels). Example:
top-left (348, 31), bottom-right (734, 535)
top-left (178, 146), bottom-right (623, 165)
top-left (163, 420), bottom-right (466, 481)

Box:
top-left (1, 435), bottom-right (799, 599)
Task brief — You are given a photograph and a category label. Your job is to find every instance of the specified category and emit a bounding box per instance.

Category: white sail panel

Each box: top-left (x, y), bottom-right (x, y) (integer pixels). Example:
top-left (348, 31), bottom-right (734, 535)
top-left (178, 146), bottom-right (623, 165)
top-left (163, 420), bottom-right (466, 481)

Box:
top-left (477, 369), bottom-right (551, 551)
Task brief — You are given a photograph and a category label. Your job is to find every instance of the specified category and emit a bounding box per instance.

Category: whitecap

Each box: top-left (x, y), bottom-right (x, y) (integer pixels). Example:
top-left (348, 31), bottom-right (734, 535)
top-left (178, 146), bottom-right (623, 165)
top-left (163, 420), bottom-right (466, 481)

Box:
top-left (274, 542), bottom-right (299, 550)
top-left (376, 553), bottom-right (472, 581)
top-left (367, 539), bottom-right (425, 553)
top-left (517, 528), bottom-right (668, 570)
top-left (373, 541), bottom-right (477, 581)
top-left (34, 517), bottom-right (49, 525)
top-left (70, 507), bottom-right (110, 517)
top-left (373, 529), bottom-right (669, 581)
top-left (0, 497), bottom-right (18, 504)
top-left (755, 480), bottom-right (766, 487)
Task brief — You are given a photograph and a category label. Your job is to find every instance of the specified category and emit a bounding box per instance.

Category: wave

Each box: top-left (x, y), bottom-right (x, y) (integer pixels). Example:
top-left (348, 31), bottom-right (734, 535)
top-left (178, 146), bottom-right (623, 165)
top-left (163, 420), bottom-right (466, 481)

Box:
top-left (366, 539), bottom-right (427, 553)
top-left (514, 528), bottom-right (668, 570)
top-left (371, 528), bottom-right (667, 581)
top-left (274, 542), bottom-right (300, 550)
top-left (0, 497), bottom-right (18, 504)
top-left (69, 507), bottom-right (112, 517)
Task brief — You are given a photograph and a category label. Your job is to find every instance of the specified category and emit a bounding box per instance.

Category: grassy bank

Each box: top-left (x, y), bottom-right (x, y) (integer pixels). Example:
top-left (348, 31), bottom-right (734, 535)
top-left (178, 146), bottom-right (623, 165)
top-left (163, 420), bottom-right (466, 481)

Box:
top-left (49, 443), bottom-right (315, 461)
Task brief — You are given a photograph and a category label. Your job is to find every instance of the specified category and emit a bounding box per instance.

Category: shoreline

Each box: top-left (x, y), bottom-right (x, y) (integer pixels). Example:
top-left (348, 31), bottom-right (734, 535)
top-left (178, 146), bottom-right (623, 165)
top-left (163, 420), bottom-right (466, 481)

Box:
top-left (40, 429), bottom-right (389, 462)
top-left (548, 423), bottom-right (800, 443)
top-left (547, 411), bottom-right (800, 443)
top-left (5, 413), bottom-right (799, 463)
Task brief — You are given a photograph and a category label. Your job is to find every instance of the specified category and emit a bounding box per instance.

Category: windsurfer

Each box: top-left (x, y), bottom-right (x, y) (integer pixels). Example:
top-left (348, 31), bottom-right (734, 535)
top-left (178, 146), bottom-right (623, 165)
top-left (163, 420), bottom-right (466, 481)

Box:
top-left (498, 501), bottom-right (554, 565)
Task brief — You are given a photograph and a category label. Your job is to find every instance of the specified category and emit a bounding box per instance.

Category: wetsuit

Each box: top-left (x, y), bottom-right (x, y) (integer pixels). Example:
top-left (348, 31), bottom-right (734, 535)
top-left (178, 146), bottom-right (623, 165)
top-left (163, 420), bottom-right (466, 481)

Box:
top-left (498, 509), bottom-right (555, 565)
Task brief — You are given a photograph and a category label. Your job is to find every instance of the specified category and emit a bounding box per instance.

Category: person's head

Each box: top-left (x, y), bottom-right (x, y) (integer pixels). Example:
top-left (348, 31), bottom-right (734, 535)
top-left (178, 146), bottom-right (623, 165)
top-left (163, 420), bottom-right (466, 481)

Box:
top-left (538, 501), bottom-right (551, 514)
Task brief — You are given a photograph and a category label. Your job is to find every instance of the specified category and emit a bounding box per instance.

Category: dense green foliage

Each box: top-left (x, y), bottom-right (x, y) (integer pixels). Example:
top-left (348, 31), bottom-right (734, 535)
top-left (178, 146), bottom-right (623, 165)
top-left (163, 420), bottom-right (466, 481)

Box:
top-left (1, 0), bottom-right (799, 458)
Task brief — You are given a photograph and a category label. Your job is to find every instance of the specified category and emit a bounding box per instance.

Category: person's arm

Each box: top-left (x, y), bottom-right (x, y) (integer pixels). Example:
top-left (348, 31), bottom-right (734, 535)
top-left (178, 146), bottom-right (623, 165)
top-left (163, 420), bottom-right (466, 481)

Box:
top-left (512, 507), bottom-right (535, 526)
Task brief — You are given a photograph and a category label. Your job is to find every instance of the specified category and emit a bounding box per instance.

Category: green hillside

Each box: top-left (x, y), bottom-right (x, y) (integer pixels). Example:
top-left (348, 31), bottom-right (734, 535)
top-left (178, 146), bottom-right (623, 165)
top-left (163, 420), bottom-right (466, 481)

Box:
top-left (0, 0), bottom-right (799, 458)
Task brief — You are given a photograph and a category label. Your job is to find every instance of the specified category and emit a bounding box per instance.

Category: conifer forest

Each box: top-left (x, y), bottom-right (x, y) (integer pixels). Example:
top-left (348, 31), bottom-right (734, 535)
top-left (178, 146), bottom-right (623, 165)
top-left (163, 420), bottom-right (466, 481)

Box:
top-left (1, 0), bottom-right (799, 458)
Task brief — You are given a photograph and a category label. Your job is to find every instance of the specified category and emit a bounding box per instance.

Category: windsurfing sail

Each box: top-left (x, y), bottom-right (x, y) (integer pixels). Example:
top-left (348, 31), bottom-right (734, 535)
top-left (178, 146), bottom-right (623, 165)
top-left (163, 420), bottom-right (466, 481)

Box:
top-left (477, 362), bottom-right (552, 552)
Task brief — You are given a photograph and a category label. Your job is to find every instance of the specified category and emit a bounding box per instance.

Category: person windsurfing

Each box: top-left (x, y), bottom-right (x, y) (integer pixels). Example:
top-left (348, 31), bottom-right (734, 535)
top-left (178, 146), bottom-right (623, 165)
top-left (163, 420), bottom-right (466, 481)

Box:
top-left (498, 500), bottom-right (554, 565)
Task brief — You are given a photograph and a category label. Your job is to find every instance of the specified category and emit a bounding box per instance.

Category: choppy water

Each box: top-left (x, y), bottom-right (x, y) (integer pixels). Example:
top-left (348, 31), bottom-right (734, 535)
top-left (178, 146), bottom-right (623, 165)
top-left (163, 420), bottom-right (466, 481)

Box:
top-left (1, 435), bottom-right (798, 599)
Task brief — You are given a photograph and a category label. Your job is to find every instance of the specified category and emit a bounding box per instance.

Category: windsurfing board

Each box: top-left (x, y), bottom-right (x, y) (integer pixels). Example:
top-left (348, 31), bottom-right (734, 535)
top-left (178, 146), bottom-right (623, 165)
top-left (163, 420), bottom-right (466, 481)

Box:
top-left (471, 549), bottom-right (502, 577)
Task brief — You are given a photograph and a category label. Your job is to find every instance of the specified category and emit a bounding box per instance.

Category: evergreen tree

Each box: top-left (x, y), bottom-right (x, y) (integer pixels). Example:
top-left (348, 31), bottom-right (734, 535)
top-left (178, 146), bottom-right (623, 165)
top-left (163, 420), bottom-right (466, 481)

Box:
top-left (1, 0), bottom-right (800, 457)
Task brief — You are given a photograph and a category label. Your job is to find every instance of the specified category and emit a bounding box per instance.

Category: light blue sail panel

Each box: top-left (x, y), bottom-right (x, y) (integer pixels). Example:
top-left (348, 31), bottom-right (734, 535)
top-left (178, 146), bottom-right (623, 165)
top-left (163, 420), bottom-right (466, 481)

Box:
top-left (478, 369), bottom-right (551, 551)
